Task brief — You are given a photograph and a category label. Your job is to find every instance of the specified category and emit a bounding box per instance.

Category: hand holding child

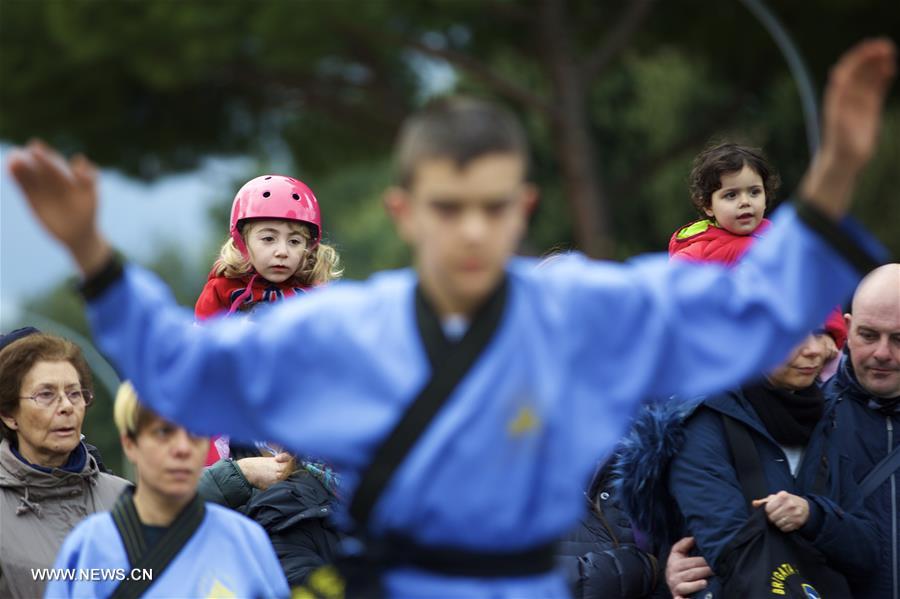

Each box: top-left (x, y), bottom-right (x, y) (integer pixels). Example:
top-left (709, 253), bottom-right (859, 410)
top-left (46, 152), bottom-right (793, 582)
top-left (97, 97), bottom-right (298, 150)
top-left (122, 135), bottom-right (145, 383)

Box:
top-left (237, 452), bottom-right (295, 491)
top-left (821, 334), bottom-right (839, 362)
top-left (666, 536), bottom-right (713, 599)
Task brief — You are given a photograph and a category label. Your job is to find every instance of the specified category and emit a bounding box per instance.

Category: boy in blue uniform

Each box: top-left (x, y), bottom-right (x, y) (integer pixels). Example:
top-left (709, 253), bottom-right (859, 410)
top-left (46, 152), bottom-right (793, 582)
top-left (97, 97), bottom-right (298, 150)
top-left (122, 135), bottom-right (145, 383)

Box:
top-left (10, 39), bottom-right (896, 598)
top-left (46, 382), bottom-right (289, 598)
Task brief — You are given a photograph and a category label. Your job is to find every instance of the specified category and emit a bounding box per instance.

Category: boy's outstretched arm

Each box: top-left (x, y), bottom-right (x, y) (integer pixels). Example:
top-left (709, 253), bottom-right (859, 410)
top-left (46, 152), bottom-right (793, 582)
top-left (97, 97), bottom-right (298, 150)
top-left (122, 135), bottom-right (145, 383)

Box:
top-left (799, 37), bottom-right (895, 220)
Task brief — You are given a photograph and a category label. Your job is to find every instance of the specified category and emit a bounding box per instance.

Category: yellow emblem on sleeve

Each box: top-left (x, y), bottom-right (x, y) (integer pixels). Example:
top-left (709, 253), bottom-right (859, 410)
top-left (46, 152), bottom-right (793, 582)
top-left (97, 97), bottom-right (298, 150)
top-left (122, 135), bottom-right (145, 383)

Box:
top-left (206, 580), bottom-right (237, 598)
top-left (508, 405), bottom-right (540, 436)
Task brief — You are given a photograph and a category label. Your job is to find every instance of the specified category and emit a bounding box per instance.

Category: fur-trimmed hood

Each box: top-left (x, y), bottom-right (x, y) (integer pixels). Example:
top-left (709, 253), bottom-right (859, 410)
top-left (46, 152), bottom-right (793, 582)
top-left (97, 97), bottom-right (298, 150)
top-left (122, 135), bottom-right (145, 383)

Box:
top-left (614, 398), bottom-right (703, 544)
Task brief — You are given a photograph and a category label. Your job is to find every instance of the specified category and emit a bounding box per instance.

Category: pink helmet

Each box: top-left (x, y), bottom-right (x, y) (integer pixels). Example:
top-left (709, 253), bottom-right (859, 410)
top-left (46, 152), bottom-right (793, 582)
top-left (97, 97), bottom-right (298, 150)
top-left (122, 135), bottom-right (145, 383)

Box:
top-left (230, 175), bottom-right (322, 258)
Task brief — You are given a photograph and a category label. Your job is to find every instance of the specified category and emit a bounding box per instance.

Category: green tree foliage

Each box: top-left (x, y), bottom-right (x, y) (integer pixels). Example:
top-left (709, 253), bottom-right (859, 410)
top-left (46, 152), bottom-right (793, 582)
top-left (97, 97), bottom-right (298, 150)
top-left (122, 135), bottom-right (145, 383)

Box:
top-left (3, 0), bottom-right (897, 259)
top-left (0, 0), bottom-right (417, 178)
top-left (310, 160), bottom-right (410, 279)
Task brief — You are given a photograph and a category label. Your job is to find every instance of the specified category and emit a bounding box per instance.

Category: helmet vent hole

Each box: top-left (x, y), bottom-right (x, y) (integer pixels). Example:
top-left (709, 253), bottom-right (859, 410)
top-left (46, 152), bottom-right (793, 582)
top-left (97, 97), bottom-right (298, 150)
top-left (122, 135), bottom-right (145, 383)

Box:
top-left (292, 193), bottom-right (300, 200)
top-left (264, 176), bottom-right (272, 180)
top-left (262, 191), bottom-right (271, 198)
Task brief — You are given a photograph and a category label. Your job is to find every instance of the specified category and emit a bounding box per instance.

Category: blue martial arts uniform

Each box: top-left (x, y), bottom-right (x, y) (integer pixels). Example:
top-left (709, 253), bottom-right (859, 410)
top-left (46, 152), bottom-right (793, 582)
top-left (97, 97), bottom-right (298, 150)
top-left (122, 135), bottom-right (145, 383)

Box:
top-left (83, 205), bottom-right (879, 598)
top-left (45, 502), bottom-right (288, 598)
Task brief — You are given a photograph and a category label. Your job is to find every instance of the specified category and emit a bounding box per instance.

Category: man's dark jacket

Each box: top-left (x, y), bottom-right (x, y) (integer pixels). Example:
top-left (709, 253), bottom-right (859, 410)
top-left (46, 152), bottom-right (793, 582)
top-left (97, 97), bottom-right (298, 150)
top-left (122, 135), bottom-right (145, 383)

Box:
top-left (826, 354), bottom-right (900, 599)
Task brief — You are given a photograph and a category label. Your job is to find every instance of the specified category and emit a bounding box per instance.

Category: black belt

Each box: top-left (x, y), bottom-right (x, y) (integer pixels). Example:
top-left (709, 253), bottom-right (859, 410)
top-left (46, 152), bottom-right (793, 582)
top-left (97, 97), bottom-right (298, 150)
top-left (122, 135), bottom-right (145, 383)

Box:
top-left (322, 536), bottom-right (559, 599)
top-left (366, 535), bottom-right (559, 578)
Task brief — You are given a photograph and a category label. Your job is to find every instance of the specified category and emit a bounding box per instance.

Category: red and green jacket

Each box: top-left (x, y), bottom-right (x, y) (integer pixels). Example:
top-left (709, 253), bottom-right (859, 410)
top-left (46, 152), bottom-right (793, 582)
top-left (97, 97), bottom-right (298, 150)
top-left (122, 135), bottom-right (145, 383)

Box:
top-left (668, 218), bottom-right (772, 264)
top-left (669, 218), bottom-right (846, 348)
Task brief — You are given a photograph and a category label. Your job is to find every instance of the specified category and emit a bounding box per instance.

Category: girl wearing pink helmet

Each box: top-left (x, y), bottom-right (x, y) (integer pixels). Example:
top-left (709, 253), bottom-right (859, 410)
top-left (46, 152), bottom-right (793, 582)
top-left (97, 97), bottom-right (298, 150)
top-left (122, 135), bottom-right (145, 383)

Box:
top-left (195, 175), bottom-right (342, 466)
top-left (194, 175), bottom-right (342, 319)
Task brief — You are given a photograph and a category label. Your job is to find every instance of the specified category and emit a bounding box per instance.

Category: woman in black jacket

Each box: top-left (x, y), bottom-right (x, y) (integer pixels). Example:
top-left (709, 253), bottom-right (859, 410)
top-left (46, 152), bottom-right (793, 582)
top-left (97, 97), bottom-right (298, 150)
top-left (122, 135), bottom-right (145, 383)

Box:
top-left (557, 460), bottom-right (661, 598)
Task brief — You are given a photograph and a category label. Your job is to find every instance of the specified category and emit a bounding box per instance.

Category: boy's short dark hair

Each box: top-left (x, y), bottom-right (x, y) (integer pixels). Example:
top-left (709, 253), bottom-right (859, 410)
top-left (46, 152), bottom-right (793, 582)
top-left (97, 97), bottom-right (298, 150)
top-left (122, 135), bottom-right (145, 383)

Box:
top-left (394, 96), bottom-right (529, 189)
top-left (689, 142), bottom-right (781, 217)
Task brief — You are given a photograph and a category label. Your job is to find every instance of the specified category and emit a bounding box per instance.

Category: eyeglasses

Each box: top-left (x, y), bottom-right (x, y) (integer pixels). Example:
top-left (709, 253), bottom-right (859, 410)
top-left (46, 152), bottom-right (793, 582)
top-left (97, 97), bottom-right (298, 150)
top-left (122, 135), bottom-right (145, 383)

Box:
top-left (20, 388), bottom-right (94, 408)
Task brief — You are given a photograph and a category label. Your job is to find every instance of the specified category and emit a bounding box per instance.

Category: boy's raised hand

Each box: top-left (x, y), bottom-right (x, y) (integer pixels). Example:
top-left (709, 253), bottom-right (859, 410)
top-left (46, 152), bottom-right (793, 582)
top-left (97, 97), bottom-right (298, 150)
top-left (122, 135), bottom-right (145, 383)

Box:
top-left (802, 38), bottom-right (896, 220)
top-left (7, 140), bottom-right (111, 276)
top-left (822, 38), bottom-right (896, 172)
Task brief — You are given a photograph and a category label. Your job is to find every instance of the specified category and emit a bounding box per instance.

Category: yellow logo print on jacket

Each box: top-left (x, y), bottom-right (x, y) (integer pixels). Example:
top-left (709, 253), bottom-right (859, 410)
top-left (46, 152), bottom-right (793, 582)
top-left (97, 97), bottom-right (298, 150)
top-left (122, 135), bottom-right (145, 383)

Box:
top-left (206, 580), bottom-right (236, 598)
top-left (508, 405), bottom-right (541, 436)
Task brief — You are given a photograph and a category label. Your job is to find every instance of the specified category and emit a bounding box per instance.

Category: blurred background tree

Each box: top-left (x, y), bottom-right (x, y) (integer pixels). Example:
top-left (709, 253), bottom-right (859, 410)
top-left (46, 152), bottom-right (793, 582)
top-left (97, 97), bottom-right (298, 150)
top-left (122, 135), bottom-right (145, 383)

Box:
top-left (2, 0), bottom-right (898, 472)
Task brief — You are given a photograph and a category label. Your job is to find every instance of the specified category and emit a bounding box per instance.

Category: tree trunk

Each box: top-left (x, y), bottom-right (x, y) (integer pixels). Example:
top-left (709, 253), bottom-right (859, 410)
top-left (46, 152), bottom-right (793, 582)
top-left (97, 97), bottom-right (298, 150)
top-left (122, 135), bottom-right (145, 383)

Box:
top-left (538, 0), bottom-right (613, 258)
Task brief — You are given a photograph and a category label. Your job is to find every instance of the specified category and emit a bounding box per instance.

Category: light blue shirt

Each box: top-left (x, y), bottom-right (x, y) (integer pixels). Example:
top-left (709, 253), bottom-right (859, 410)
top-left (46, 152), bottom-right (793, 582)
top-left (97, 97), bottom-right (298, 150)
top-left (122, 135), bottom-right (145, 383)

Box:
top-left (45, 503), bottom-right (288, 598)
top-left (85, 204), bottom-right (876, 598)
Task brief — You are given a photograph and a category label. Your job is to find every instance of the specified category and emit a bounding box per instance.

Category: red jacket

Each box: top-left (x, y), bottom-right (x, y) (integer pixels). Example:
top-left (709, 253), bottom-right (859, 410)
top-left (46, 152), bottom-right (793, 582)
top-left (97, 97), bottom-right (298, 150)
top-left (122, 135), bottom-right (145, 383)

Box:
top-left (668, 218), bottom-right (846, 349)
top-left (194, 271), bottom-right (309, 320)
top-left (196, 271), bottom-right (311, 465)
top-left (668, 218), bottom-right (772, 264)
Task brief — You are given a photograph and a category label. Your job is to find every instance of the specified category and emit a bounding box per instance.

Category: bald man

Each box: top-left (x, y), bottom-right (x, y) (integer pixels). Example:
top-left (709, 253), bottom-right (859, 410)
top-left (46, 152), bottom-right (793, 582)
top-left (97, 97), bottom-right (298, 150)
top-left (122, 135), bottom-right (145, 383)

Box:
top-left (666, 266), bottom-right (900, 599)
top-left (826, 263), bottom-right (900, 599)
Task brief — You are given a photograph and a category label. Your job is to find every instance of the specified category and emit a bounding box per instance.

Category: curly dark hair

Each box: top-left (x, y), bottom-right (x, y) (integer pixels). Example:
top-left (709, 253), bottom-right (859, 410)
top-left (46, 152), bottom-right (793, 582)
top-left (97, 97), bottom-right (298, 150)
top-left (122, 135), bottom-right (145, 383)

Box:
top-left (689, 142), bottom-right (781, 217)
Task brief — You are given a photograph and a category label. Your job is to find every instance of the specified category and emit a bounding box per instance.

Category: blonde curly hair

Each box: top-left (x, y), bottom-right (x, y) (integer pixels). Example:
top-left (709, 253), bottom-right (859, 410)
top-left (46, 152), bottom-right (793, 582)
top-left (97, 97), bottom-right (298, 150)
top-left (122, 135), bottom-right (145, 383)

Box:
top-left (214, 221), bottom-right (343, 286)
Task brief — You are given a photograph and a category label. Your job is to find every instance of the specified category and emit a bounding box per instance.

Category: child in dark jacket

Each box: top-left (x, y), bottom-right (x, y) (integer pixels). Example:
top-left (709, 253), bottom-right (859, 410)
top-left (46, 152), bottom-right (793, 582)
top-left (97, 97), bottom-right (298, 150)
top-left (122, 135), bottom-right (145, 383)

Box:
top-left (669, 142), bottom-right (847, 353)
top-left (197, 453), bottom-right (342, 586)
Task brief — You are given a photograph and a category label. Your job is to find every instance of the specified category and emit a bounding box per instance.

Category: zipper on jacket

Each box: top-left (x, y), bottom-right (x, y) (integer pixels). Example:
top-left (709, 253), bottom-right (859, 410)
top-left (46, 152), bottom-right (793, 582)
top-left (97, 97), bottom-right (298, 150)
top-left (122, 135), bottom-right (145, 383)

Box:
top-left (590, 493), bottom-right (621, 547)
top-left (889, 417), bottom-right (897, 599)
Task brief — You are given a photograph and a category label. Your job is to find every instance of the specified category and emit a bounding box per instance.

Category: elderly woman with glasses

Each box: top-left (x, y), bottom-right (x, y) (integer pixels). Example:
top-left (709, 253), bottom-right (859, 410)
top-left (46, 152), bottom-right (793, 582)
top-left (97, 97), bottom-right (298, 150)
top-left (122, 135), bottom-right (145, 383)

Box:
top-left (0, 329), bottom-right (129, 599)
